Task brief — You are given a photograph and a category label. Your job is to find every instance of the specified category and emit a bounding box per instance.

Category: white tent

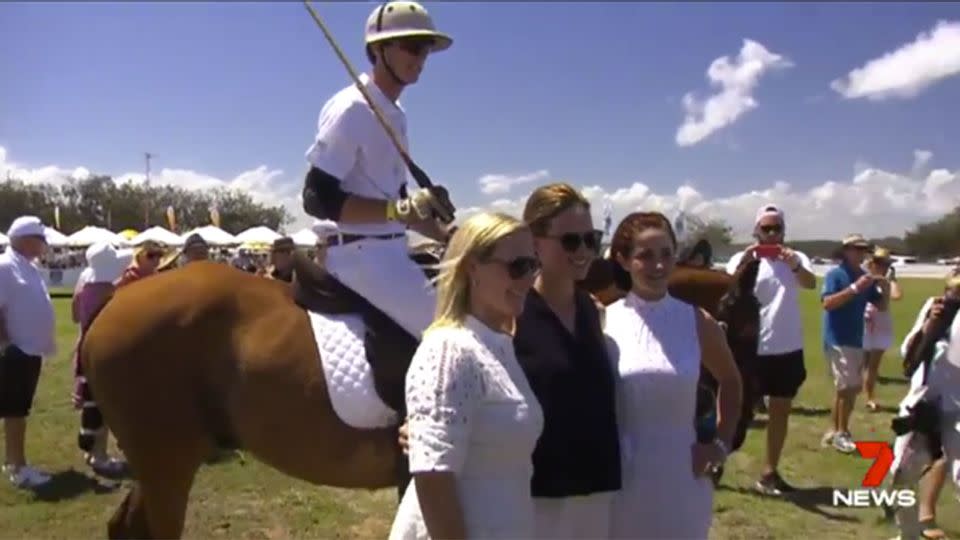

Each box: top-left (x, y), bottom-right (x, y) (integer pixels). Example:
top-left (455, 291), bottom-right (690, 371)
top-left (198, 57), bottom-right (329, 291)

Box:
top-left (235, 226), bottom-right (282, 244)
top-left (180, 225), bottom-right (238, 246)
top-left (0, 232), bottom-right (7, 246)
top-left (290, 228), bottom-right (318, 247)
top-left (67, 225), bottom-right (126, 247)
top-left (44, 227), bottom-right (69, 247)
top-left (129, 226), bottom-right (184, 247)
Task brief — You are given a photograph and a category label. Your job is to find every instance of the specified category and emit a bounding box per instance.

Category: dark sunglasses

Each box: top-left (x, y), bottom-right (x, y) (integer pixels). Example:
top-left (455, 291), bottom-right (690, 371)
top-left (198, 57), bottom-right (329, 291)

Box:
top-left (759, 224), bottom-right (783, 235)
top-left (489, 256), bottom-right (541, 280)
top-left (395, 38), bottom-right (434, 56)
top-left (545, 230), bottom-right (603, 253)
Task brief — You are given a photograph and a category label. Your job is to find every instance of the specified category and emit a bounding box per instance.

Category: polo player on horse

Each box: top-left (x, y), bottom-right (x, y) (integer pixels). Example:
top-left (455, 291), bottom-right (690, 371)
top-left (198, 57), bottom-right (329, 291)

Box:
top-left (301, 1), bottom-right (455, 339)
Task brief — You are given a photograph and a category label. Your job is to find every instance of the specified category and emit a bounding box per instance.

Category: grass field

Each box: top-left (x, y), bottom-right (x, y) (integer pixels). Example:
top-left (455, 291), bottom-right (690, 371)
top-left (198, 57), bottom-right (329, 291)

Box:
top-left (1, 277), bottom-right (958, 539)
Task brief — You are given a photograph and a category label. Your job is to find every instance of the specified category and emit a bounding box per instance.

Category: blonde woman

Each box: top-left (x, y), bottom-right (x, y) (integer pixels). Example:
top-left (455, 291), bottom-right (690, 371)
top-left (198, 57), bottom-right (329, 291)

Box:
top-left (389, 212), bottom-right (544, 540)
top-left (862, 246), bottom-right (903, 411)
top-left (115, 241), bottom-right (164, 288)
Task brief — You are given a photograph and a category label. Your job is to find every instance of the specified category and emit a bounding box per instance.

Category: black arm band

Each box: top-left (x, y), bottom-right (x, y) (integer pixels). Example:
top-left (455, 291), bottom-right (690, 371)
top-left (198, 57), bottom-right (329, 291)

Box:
top-left (302, 166), bottom-right (349, 221)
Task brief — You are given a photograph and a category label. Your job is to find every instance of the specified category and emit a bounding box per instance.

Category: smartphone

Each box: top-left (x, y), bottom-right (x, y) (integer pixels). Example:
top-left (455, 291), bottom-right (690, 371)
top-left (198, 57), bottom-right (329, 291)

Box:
top-left (754, 245), bottom-right (782, 259)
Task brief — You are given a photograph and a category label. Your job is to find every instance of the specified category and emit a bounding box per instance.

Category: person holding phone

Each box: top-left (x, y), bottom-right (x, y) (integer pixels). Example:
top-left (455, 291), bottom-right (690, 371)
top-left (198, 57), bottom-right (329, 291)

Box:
top-left (861, 247), bottom-right (903, 412)
top-left (725, 204), bottom-right (816, 496)
top-left (820, 234), bottom-right (885, 454)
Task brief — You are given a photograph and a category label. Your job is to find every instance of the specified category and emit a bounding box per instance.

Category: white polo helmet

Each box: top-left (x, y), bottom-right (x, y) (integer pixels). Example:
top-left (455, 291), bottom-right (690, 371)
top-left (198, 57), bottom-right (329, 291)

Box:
top-left (364, 2), bottom-right (452, 52)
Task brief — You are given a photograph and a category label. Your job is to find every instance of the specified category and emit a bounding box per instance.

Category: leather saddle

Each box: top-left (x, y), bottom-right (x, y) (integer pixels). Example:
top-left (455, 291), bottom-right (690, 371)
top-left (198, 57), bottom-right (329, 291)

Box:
top-left (290, 251), bottom-right (425, 415)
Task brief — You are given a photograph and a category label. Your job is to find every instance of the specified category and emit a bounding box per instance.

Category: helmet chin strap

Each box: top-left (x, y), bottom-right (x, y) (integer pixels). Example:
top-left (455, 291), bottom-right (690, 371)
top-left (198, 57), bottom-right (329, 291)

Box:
top-left (378, 43), bottom-right (411, 87)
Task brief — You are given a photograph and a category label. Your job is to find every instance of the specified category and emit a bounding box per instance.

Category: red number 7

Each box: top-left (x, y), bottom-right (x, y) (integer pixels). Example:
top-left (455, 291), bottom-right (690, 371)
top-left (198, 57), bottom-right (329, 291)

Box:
top-left (855, 441), bottom-right (895, 488)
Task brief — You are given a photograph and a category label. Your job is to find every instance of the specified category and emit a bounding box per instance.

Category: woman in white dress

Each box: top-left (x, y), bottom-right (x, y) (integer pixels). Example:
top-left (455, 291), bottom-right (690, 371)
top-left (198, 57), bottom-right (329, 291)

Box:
top-left (389, 212), bottom-right (544, 540)
top-left (861, 246), bottom-right (902, 412)
top-left (604, 211), bottom-right (743, 539)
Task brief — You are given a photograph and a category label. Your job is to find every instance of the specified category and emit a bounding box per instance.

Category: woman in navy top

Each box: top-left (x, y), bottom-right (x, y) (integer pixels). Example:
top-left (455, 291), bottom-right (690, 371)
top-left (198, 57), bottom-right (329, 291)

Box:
top-left (514, 183), bottom-right (621, 538)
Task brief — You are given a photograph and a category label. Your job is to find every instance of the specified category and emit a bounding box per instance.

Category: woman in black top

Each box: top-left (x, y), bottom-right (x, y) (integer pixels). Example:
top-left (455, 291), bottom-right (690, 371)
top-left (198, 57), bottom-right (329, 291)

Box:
top-left (515, 183), bottom-right (621, 538)
top-left (397, 183), bottom-right (620, 536)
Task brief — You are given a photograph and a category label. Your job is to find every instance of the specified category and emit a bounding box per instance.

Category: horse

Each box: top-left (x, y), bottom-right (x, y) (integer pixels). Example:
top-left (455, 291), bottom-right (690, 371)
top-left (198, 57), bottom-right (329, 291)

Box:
top-left (81, 251), bottom-right (759, 539)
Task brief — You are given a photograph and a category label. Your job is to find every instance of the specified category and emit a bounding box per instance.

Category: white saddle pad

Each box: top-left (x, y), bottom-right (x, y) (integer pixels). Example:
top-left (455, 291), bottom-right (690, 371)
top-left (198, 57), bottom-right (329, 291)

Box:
top-left (307, 310), bottom-right (399, 429)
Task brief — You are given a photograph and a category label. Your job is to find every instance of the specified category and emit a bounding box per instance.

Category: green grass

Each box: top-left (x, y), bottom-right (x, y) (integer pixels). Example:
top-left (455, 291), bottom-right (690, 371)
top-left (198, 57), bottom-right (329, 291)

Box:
top-left (1, 278), bottom-right (957, 539)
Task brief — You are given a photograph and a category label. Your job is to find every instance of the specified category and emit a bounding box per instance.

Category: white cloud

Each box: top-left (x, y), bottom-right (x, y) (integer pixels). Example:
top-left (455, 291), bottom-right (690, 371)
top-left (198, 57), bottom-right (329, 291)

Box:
top-left (461, 155), bottom-right (959, 242)
top-left (831, 20), bottom-right (960, 101)
top-left (676, 39), bottom-right (793, 147)
top-left (4, 146), bottom-right (958, 243)
top-left (0, 146), bottom-right (311, 232)
top-left (478, 169), bottom-right (550, 195)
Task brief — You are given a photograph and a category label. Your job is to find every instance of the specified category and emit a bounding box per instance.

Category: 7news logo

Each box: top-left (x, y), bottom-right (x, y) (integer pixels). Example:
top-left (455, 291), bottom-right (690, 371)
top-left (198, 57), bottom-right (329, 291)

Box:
top-left (831, 441), bottom-right (917, 508)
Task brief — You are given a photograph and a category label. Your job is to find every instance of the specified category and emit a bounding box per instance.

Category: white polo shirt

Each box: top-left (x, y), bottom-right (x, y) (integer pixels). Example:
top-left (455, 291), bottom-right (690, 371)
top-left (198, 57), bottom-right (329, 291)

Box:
top-left (305, 73), bottom-right (408, 237)
top-left (726, 249), bottom-right (812, 355)
top-left (0, 248), bottom-right (56, 358)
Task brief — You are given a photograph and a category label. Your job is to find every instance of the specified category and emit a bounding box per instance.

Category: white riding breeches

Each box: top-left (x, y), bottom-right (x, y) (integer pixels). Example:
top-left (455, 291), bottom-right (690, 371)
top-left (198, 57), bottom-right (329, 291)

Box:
top-left (324, 236), bottom-right (435, 339)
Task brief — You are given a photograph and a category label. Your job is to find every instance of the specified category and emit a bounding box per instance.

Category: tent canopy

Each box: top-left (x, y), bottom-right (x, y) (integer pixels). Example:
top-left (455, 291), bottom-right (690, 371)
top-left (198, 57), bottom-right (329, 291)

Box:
top-left (67, 225), bottom-right (126, 247)
top-left (235, 226), bottom-right (282, 245)
top-left (44, 227), bottom-right (69, 247)
top-left (181, 225), bottom-right (238, 246)
top-left (290, 228), bottom-right (318, 247)
top-left (129, 226), bottom-right (184, 247)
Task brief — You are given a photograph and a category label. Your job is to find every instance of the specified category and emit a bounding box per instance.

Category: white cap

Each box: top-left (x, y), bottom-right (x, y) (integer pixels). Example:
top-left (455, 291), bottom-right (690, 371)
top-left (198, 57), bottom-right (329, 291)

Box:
top-left (85, 242), bottom-right (132, 284)
top-left (7, 216), bottom-right (45, 239)
top-left (311, 219), bottom-right (339, 240)
top-left (755, 204), bottom-right (784, 225)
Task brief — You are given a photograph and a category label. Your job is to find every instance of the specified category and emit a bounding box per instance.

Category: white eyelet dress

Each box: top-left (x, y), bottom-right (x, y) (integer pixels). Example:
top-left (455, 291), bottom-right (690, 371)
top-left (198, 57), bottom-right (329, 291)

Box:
top-left (605, 292), bottom-right (713, 539)
top-left (389, 316), bottom-right (544, 540)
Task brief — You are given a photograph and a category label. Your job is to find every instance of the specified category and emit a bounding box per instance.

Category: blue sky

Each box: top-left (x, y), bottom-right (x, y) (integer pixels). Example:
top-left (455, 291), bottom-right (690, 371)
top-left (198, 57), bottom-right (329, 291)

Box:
top-left (1, 2), bottom-right (959, 240)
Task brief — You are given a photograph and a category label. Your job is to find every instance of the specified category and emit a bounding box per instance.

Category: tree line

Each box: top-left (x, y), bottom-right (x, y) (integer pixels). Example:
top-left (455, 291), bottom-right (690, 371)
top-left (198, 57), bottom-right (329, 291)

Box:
top-left (0, 175), bottom-right (293, 235)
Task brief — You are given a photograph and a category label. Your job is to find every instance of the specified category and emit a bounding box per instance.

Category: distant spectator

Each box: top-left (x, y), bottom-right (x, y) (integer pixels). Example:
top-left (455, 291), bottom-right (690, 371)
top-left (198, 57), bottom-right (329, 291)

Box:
top-left (182, 234), bottom-right (210, 264)
top-left (71, 242), bottom-right (129, 476)
top-left (726, 204), bottom-right (815, 496)
top-left (0, 216), bottom-right (56, 488)
top-left (312, 220), bottom-right (338, 269)
top-left (116, 241), bottom-right (164, 288)
top-left (679, 238), bottom-right (713, 269)
top-left (266, 237), bottom-right (295, 282)
top-left (861, 246), bottom-right (903, 412)
top-left (820, 233), bottom-right (884, 454)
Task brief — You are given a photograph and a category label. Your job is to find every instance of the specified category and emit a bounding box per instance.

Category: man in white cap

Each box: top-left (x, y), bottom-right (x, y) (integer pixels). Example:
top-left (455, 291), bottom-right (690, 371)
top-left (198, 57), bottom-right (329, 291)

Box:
top-left (0, 216), bottom-right (56, 488)
top-left (726, 204), bottom-right (815, 496)
top-left (301, 1), bottom-right (455, 340)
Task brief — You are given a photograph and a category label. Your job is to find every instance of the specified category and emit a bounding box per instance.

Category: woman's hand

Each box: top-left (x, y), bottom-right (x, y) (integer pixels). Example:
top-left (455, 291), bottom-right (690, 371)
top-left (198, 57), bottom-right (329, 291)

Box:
top-left (398, 420), bottom-right (410, 455)
top-left (691, 440), bottom-right (726, 478)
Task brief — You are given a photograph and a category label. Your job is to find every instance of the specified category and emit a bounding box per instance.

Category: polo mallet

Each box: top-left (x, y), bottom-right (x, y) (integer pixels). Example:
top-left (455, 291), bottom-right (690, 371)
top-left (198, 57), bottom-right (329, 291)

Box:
top-left (302, 1), bottom-right (456, 224)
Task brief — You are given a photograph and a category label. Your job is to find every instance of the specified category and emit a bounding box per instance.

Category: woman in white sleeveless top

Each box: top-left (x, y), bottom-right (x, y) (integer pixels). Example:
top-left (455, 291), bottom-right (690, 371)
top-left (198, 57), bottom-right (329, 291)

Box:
top-left (389, 212), bottom-right (544, 540)
top-left (603, 211), bottom-right (743, 539)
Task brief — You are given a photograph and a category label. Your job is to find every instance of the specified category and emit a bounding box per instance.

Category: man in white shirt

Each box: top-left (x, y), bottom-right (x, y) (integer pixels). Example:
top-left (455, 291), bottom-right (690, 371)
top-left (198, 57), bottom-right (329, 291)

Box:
top-left (302, 1), bottom-right (455, 339)
top-left (726, 204), bottom-right (816, 496)
top-left (0, 216), bottom-right (56, 489)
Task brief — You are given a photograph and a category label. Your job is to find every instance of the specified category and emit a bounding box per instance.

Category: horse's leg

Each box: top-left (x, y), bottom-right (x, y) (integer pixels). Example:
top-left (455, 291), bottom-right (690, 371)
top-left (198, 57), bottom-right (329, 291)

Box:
top-left (119, 436), bottom-right (209, 539)
top-left (108, 482), bottom-right (150, 539)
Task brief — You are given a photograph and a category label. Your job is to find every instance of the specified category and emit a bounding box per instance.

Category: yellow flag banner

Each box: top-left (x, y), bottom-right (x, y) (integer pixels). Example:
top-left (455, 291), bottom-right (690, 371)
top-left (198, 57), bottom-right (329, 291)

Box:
top-left (54, 205), bottom-right (61, 230)
top-left (210, 207), bottom-right (221, 228)
top-left (166, 206), bottom-right (177, 232)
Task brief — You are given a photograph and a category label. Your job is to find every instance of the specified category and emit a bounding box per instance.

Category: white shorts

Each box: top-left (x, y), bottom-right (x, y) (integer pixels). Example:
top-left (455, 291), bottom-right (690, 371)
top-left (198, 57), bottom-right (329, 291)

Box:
top-left (324, 237), bottom-right (435, 339)
top-left (825, 345), bottom-right (864, 391)
top-left (532, 492), bottom-right (614, 539)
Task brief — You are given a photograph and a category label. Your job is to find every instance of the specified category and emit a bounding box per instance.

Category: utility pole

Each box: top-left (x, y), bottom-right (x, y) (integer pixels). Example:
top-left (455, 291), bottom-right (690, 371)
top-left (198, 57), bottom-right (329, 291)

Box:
top-left (144, 152), bottom-right (154, 228)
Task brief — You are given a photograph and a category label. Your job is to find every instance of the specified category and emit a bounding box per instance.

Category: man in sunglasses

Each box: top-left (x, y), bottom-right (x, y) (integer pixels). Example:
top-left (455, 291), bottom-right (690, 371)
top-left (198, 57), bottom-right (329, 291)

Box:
top-left (726, 204), bottom-right (815, 496)
top-left (301, 1), bottom-right (455, 340)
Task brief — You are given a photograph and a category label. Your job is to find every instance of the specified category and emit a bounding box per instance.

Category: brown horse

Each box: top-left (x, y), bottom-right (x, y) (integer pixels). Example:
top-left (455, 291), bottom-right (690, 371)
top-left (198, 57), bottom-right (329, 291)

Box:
top-left (81, 255), bottom-right (759, 539)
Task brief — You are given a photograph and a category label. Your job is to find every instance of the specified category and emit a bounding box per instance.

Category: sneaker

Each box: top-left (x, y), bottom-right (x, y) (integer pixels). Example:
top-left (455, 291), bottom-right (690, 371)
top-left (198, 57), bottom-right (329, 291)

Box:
top-left (832, 431), bottom-right (858, 454)
top-left (820, 430), bottom-right (836, 448)
top-left (3, 464), bottom-right (51, 488)
top-left (754, 471), bottom-right (798, 496)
